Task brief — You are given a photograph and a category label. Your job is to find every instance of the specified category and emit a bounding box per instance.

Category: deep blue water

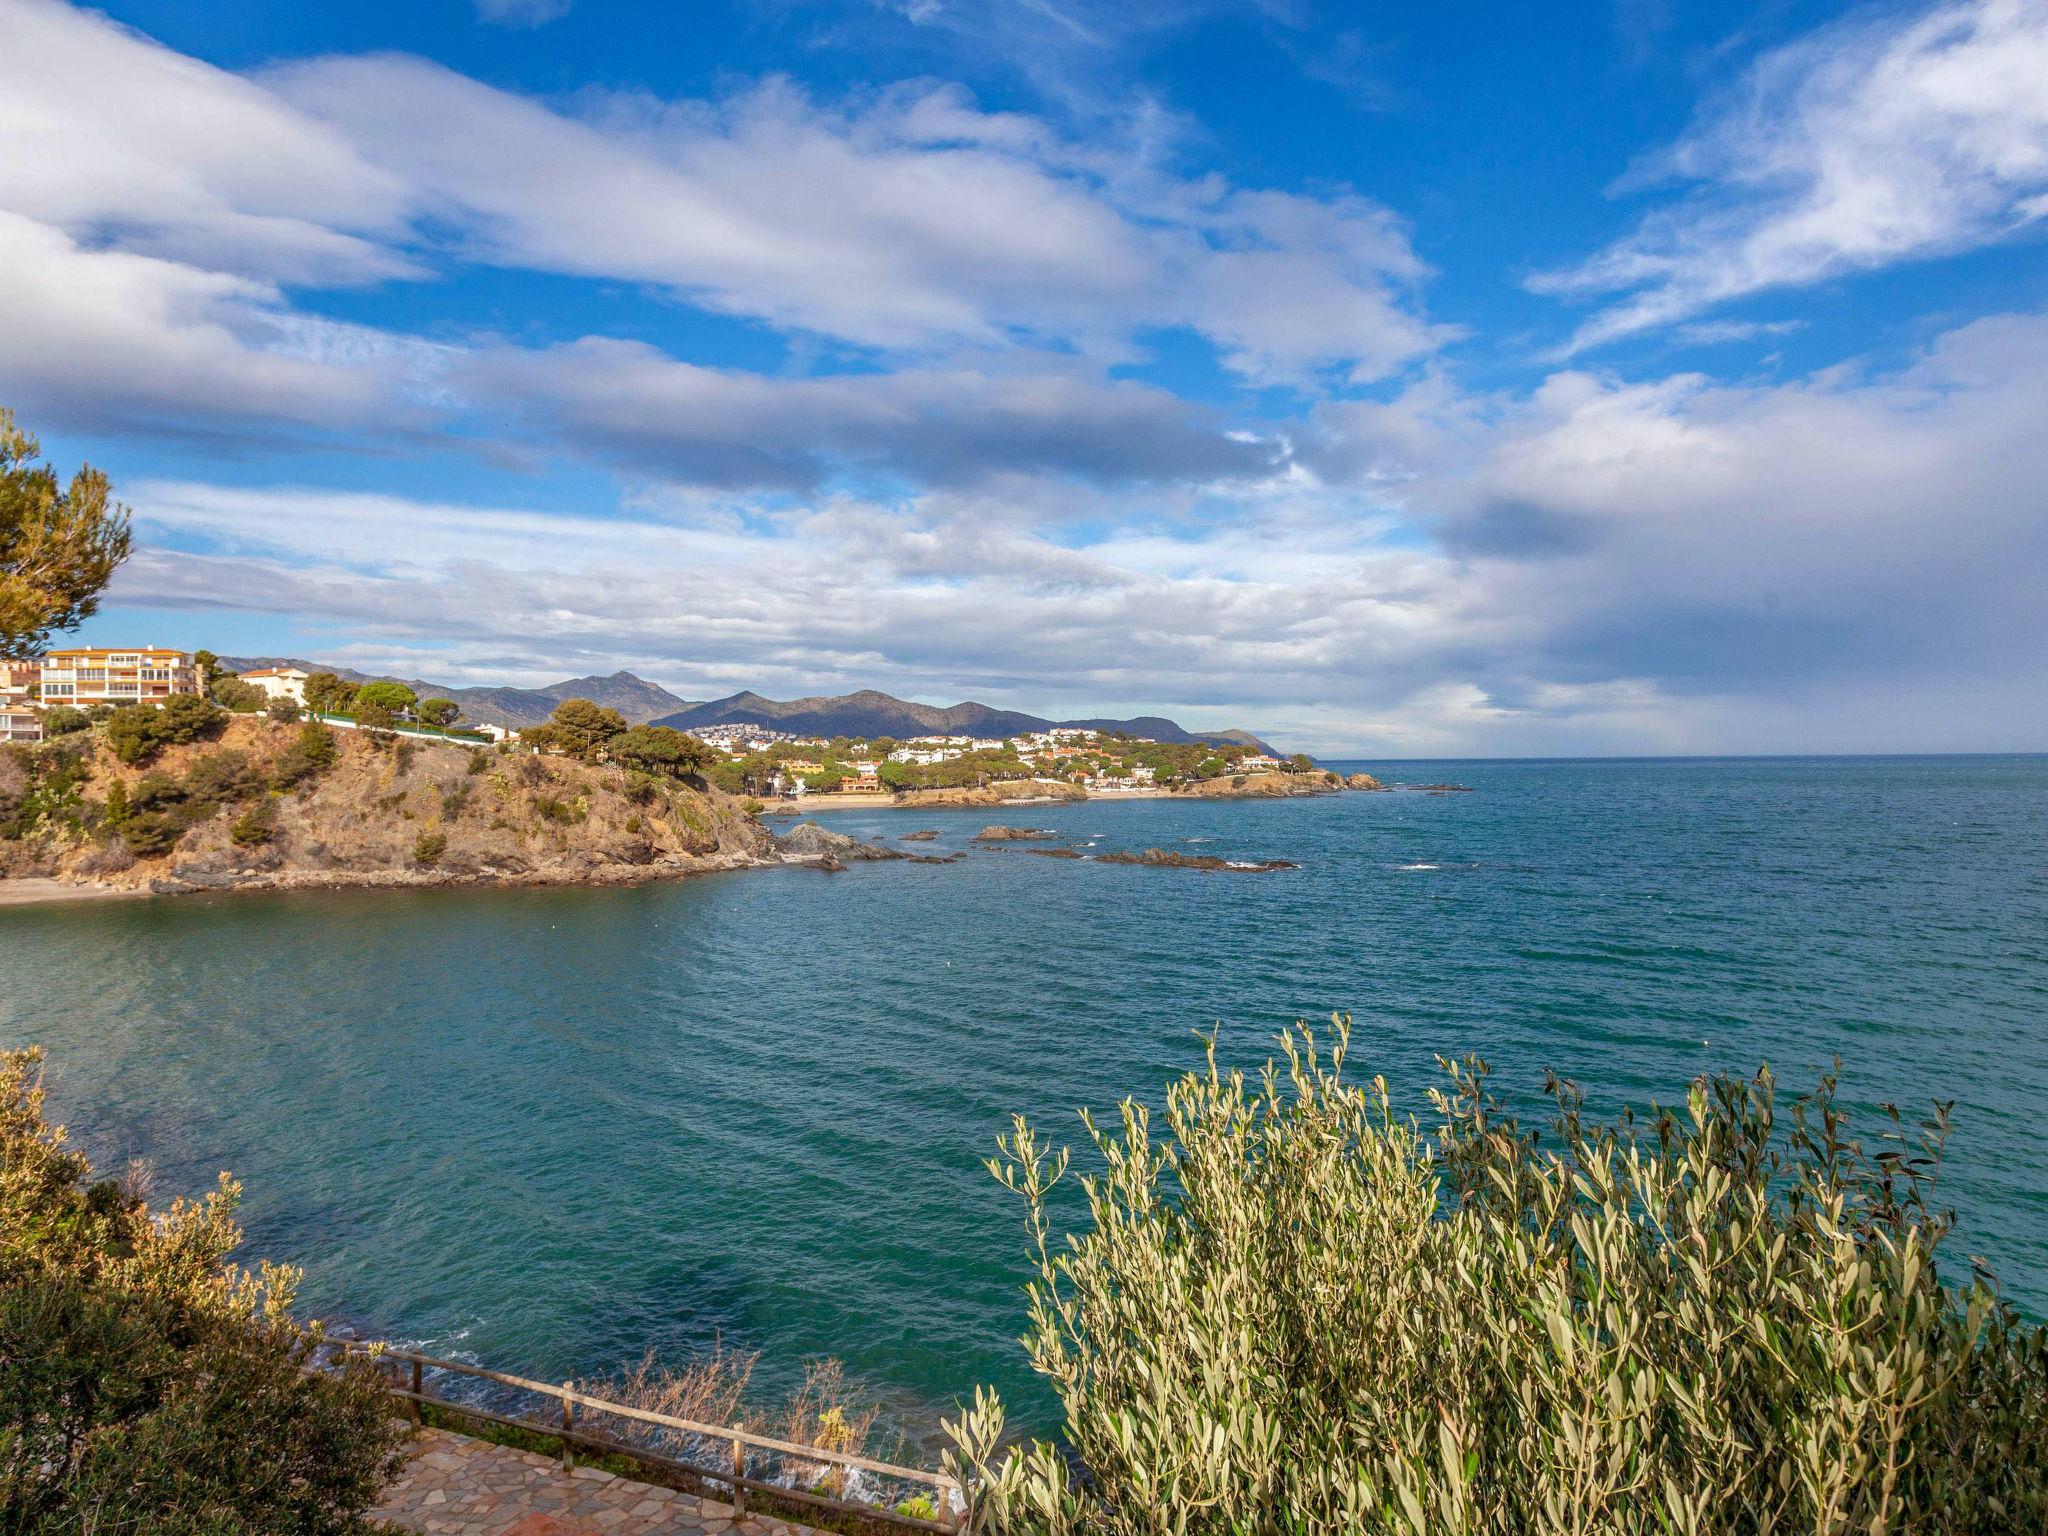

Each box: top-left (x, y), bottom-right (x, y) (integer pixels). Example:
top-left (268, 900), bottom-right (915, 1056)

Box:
top-left (3, 756), bottom-right (2045, 1452)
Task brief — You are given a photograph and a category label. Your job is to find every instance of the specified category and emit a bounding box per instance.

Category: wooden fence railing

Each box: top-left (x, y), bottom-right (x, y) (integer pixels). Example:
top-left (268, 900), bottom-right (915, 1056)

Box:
top-left (316, 1339), bottom-right (961, 1533)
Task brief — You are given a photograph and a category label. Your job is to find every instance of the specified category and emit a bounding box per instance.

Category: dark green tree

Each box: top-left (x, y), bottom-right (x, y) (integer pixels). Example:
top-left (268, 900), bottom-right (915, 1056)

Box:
top-left (354, 681), bottom-right (416, 716)
top-left (210, 676), bottom-right (266, 712)
top-left (608, 725), bottom-right (714, 777)
top-left (302, 673), bottom-right (356, 715)
top-left (414, 697), bottom-right (460, 727)
top-left (546, 698), bottom-right (628, 759)
top-left (1, 408), bottom-right (132, 659)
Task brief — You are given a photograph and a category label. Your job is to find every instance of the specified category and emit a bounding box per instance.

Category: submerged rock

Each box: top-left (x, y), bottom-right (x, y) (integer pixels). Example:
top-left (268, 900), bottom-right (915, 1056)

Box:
top-left (1023, 847), bottom-right (1084, 859)
top-left (900, 829), bottom-right (941, 841)
top-left (1095, 847), bottom-right (1298, 872)
top-left (974, 825), bottom-right (1060, 841)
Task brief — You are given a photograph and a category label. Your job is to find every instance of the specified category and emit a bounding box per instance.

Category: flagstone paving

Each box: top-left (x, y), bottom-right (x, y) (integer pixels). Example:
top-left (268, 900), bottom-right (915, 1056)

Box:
top-left (371, 1427), bottom-right (827, 1536)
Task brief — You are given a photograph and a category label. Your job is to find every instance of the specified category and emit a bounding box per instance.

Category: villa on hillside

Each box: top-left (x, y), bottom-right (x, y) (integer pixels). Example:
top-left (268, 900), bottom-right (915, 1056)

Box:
top-left (0, 704), bottom-right (43, 744)
top-left (38, 647), bottom-right (199, 709)
top-left (238, 665), bottom-right (310, 704)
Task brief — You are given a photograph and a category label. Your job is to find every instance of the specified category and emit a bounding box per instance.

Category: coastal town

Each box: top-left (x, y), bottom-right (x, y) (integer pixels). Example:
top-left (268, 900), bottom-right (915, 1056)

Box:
top-left (3, 648), bottom-right (1326, 801)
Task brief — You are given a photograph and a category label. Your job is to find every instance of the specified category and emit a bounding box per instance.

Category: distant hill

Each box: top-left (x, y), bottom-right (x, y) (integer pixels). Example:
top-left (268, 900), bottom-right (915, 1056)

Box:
top-left (217, 659), bottom-right (694, 729)
top-left (218, 663), bottom-right (1278, 752)
top-left (651, 689), bottom-right (1279, 755)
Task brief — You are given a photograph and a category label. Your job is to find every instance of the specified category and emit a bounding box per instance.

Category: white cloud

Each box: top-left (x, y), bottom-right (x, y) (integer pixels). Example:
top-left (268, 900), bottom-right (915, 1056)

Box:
top-left (476, 0), bottom-right (572, 27)
top-left (1536, 0), bottom-right (2048, 349)
top-left (0, 0), bottom-right (417, 287)
top-left (106, 307), bottom-right (2048, 752)
top-left (0, 212), bottom-right (407, 435)
top-left (265, 61), bottom-right (1437, 377)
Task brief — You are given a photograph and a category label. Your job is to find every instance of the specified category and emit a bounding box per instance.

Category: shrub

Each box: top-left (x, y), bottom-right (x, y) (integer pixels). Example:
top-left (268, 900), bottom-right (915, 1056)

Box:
top-left (153, 692), bottom-right (225, 746)
top-left (944, 1020), bottom-right (2048, 1535)
top-left (0, 746), bottom-right (90, 841)
top-left (127, 770), bottom-right (184, 814)
top-left (271, 722), bottom-right (336, 789)
top-left (100, 696), bottom-right (225, 765)
top-left (101, 704), bottom-right (161, 765)
top-left (229, 800), bottom-right (276, 847)
top-left (40, 705), bottom-right (88, 736)
top-left (266, 698), bottom-right (303, 723)
top-left (0, 1049), bottom-right (408, 1531)
top-left (412, 830), bottom-right (447, 865)
top-left (533, 794), bottom-right (585, 825)
top-left (182, 748), bottom-right (263, 805)
top-left (467, 750), bottom-right (489, 774)
top-left (119, 810), bottom-right (182, 858)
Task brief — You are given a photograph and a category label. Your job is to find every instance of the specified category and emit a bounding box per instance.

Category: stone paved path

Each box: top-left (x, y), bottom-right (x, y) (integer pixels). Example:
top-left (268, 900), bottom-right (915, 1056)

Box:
top-left (372, 1427), bottom-right (827, 1536)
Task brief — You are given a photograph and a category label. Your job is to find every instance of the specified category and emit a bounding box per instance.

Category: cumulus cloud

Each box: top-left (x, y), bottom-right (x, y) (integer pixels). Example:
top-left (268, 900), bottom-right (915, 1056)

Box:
top-left (265, 61), bottom-right (1438, 377)
top-left (1536, 0), bottom-right (2048, 349)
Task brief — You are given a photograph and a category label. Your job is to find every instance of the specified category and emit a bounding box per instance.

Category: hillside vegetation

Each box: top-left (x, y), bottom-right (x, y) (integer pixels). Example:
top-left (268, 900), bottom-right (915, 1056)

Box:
top-left (0, 706), bottom-right (773, 896)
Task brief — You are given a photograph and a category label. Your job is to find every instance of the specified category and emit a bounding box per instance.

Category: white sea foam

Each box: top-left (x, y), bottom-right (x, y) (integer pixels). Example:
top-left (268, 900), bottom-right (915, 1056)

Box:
top-left (1397, 862), bottom-right (1439, 871)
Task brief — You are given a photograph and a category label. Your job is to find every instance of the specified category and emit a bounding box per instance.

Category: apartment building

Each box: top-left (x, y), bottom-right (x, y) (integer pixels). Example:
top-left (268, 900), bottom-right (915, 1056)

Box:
top-left (0, 705), bottom-right (44, 744)
top-left (38, 647), bottom-right (200, 709)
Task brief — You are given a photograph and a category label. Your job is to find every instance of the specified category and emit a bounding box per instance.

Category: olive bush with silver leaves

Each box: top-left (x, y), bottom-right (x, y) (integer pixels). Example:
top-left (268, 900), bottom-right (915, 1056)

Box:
top-left (943, 1018), bottom-right (2048, 1535)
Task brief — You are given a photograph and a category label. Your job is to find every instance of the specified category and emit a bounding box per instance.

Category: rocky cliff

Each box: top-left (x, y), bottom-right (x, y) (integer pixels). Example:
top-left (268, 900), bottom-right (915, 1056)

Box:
top-left (0, 715), bottom-right (777, 898)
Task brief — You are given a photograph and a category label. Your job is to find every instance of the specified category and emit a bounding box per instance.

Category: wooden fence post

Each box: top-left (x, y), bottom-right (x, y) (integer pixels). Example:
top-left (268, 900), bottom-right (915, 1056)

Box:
top-left (408, 1357), bottom-right (423, 1426)
top-left (730, 1431), bottom-right (747, 1516)
top-left (560, 1384), bottom-right (575, 1473)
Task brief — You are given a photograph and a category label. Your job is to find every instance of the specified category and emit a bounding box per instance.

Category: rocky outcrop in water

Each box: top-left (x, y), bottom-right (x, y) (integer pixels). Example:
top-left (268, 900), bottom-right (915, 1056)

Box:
top-left (974, 825), bottom-right (1061, 841)
top-left (774, 821), bottom-right (904, 871)
top-left (1172, 770), bottom-right (1343, 800)
top-left (1094, 847), bottom-right (1298, 872)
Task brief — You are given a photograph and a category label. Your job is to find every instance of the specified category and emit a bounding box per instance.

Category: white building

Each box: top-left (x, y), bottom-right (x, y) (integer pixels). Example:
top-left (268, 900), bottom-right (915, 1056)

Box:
top-left (0, 704), bottom-right (44, 743)
top-left (238, 666), bottom-right (310, 704)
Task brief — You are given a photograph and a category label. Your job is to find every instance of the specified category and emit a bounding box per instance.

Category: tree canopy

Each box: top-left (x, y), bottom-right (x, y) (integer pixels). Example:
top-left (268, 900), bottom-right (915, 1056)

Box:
top-left (609, 724), bottom-right (714, 777)
top-left (1, 407), bottom-right (133, 659)
top-left (354, 681), bottom-right (417, 714)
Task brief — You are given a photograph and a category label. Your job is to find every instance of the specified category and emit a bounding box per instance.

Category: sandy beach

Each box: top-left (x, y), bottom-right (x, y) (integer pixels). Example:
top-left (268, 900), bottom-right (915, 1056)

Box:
top-left (0, 878), bottom-right (142, 909)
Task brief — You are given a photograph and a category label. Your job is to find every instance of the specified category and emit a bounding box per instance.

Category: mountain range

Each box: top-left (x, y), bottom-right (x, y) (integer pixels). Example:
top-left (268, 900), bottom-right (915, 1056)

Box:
top-left (218, 660), bottom-right (1279, 754)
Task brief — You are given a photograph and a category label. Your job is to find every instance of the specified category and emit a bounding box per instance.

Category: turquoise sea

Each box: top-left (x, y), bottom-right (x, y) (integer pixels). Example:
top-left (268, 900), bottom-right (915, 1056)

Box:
top-left (4, 756), bottom-right (2046, 1453)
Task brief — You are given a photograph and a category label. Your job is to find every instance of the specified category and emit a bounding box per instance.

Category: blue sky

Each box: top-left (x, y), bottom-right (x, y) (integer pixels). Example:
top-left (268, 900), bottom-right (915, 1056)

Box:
top-left (3, 0), bottom-right (2044, 752)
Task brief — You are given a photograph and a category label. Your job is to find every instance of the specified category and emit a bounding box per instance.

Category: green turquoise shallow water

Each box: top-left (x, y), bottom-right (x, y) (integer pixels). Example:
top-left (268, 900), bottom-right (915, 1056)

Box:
top-left (4, 755), bottom-right (2046, 1451)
